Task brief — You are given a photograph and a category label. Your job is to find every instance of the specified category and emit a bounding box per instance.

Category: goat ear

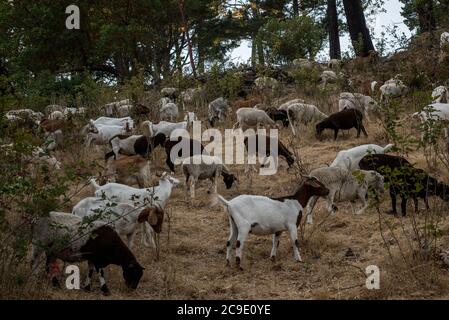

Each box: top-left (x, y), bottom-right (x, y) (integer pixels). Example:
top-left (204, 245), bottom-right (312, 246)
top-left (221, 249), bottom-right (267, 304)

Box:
top-left (148, 209), bottom-right (158, 226)
top-left (137, 209), bottom-right (150, 223)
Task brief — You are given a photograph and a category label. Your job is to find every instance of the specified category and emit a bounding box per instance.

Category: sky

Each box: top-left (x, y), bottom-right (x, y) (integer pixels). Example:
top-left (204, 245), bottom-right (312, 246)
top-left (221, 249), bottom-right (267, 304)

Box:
top-left (230, 0), bottom-right (412, 63)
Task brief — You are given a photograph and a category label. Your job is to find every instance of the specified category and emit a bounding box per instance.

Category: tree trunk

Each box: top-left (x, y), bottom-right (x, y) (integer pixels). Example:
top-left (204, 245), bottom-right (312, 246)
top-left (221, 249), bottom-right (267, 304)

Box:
top-left (342, 0), bottom-right (375, 57)
top-left (257, 36), bottom-right (265, 66)
top-left (327, 0), bottom-right (341, 59)
top-left (292, 0), bottom-right (299, 16)
top-left (251, 35), bottom-right (257, 67)
top-left (178, 0), bottom-right (197, 78)
top-left (416, 1), bottom-right (436, 33)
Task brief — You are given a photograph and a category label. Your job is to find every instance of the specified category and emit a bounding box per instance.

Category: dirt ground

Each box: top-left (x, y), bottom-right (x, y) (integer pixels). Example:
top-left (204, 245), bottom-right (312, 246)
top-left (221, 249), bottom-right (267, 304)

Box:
top-left (28, 116), bottom-right (449, 300)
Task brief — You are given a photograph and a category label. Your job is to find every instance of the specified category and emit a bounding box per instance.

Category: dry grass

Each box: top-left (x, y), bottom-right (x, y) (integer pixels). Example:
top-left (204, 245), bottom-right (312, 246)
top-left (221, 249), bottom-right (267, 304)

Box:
top-left (19, 112), bottom-right (449, 300)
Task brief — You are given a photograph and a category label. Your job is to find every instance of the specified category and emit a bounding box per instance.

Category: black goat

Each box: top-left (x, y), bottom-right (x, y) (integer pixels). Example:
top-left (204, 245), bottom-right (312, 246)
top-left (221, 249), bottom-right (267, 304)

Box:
top-left (244, 134), bottom-right (296, 168)
top-left (359, 154), bottom-right (449, 215)
top-left (105, 133), bottom-right (166, 161)
top-left (265, 107), bottom-right (289, 128)
top-left (316, 109), bottom-right (367, 140)
top-left (164, 136), bottom-right (206, 172)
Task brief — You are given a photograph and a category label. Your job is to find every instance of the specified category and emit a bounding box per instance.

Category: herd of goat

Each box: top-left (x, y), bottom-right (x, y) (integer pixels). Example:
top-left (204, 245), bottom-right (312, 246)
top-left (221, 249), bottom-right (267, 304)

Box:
top-left (3, 32), bottom-right (449, 296)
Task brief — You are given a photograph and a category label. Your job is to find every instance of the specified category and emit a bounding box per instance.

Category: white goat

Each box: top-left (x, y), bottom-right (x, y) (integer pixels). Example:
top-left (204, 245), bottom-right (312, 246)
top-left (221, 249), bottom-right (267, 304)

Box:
top-left (31, 211), bottom-right (106, 274)
top-left (432, 86), bottom-right (448, 103)
top-left (161, 87), bottom-right (177, 98)
top-left (339, 92), bottom-right (380, 121)
top-left (49, 111), bottom-right (64, 120)
top-left (73, 197), bottom-right (160, 248)
top-left (380, 78), bottom-right (408, 101)
top-left (287, 103), bottom-right (327, 136)
top-left (293, 58), bottom-right (317, 70)
top-left (184, 111), bottom-right (198, 123)
top-left (208, 97), bottom-right (230, 126)
top-left (233, 108), bottom-right (277, 131)
top-left (182, 155), bottom-right (237, 198)
top-left (142, 120), bottom-right (189, 138)
top-left (320, 70), bottom-right (340, 88)
top-left (102, 99), bottom-right (130, 116)
top-left (90, 172), bottom-right (180, 210)
top-left (327, 59), bottom-right (341, 69)
top-left (330, 144), bottom-right (394, 171)
top-left (160, 102), bottom-right (179, 121)
top-left (44, 129), bottom-right (63, 151)
top-left (277, 98), bottom-right (306, 111)
top-left (85, 123), bottom-right (130, 148)
top-left (213, 176), bottom-right (329, 269)
top-left (305, 167), bottom-right (384, 224)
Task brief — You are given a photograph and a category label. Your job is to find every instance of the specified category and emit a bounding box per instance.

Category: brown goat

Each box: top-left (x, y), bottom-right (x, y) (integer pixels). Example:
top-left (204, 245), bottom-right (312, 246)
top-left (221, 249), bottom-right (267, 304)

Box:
top-left (106, 155), bottom-right (151, 188)
top-left (39, 118), bottom-right (64, 133)
top-left (232, 97), bottom-right (262, 111)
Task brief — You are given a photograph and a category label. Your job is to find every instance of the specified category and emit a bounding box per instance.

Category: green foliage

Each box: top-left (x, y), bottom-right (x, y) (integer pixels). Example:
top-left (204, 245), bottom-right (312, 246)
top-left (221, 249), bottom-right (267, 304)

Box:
top-left (258, 16), bottom-right (326, 65)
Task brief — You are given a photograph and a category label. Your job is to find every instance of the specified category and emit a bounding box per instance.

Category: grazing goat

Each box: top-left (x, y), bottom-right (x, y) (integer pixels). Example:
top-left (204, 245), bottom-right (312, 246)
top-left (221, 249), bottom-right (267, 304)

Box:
top-left (293, 58), bottom-right (317, 70)
top-left (359, 154), bottom-right (449, 216)
top-left (40, 118), bottom-right (64, 133)
top-left (105, 155), bottom-right (151, 188)
top-left (330, 143), bottom-right (394, 171)
top-left (31, 211), bottom-right (144, 295)
top-left (164, 136), bottom-right (207, 172)
top-left (90, 172), bottom-right (180, 210)
top-left (233, 108), bottom-right (277, 131)
top-left (181, 88), bottom-right (206, 109)
top-left (105, 132), bottom-right (166, 160)
top-left (161, 87), bottom-right (178, 100)
top-left (338, 92), bottom-right (380, 121)
top-left (208, 97), bottom-right (229, 127)
top-left (305, 167), bottom-right (384, 224)
top-left (213, 176), bottom-right (329, 269)
top-left (287, 103), bottom-right (327, 136)
top-left (44, 130), bottom-right (63, 151)
top-left (45, 104), bottom-right (65, 115)
top-left (380, 78), bottom-right (407, 101)
top-left (319, 70), bottom-right (340, 88)
top-left (316, 109), bottom-right (367, 140)
top-left (263, 107), bottom-right (289, 127)
top-left (6, 109), bottom-right (43, 129)
top-left (328, 59), bottom-right (341, 69)
top-left (160, 102), bottom-right (179, 121)
top-left (73, 198), bottom-right (163, 249)
top-left (277, 98), bottom-right (306, 111)
top-left (432, 86), bottom-right (448, 103)
top-left (244, 134), bottom-right (296, 172)
top-left (142, 120), bottom-right (189, 138)
top-left (182, 155), bottom-right (237, 198)
top-left (184, 111), bottom-right (198, 123)
top-left (102, 99), bottom-right (131, 116)
top-left (49, 111), bottom-right (64, 120)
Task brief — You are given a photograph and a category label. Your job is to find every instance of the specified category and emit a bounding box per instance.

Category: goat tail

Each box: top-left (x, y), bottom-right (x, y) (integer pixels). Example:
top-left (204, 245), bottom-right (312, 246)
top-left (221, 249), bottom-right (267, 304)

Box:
top-left (383, 144), bottom-right (394, 153)
top-left (89, 178), bottom-right (101, 191)
top-left (211, 194), bottom-right (230, 212)
top-left (141, 222), bottom-right (156, 248)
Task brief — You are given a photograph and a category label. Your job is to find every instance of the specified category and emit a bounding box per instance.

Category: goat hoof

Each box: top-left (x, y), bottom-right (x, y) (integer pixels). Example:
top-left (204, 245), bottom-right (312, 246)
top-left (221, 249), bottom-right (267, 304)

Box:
top-left (51, 277), bottom-right (61, 289)
top-left (101, 285), bottom-right (111, 296)
top-left (270, 256), bottom-right (276, 262)
top-left (83, 285), bottom-right (91, 292)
